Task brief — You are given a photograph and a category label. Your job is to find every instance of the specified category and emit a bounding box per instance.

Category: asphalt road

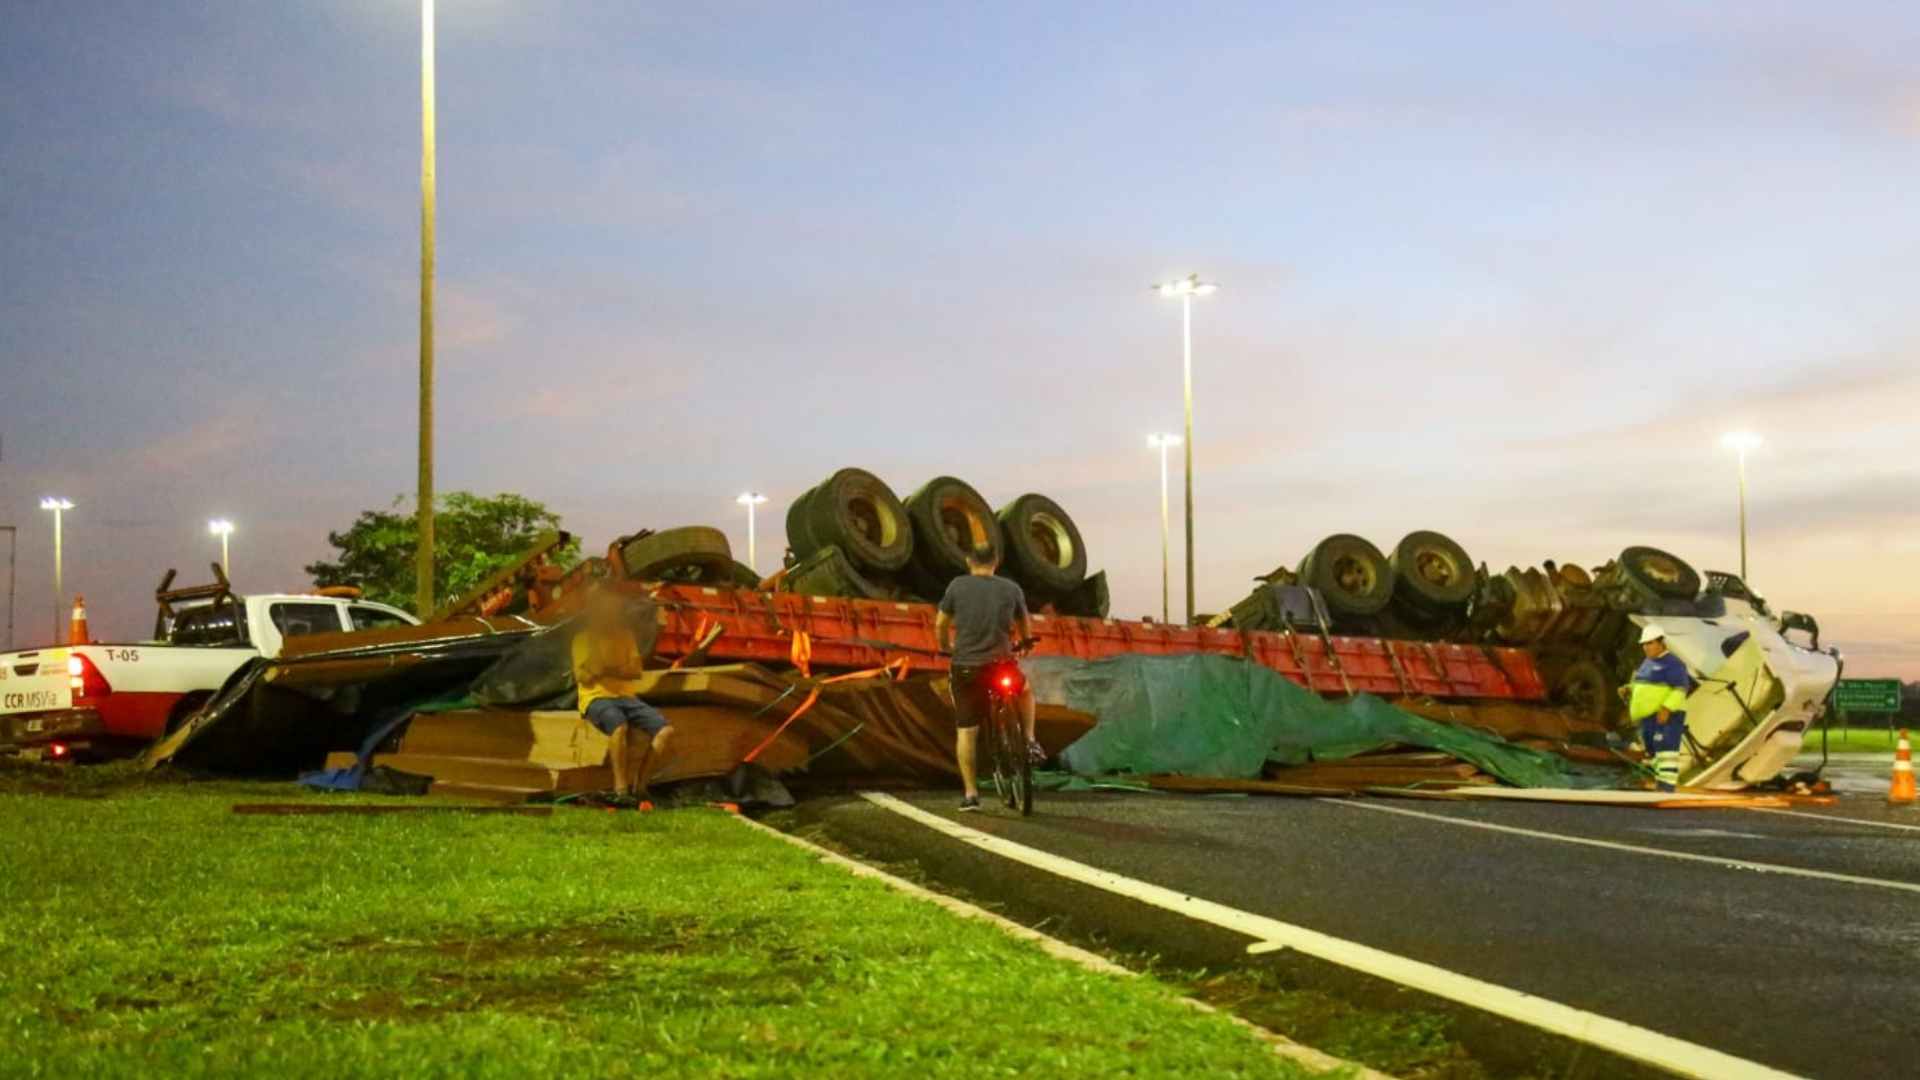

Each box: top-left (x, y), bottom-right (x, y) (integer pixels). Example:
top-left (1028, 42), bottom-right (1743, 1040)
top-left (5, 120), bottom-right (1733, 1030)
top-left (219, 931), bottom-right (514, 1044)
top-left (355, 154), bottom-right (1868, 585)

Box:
top-left (791, 786), bottom-right (1920, 1079)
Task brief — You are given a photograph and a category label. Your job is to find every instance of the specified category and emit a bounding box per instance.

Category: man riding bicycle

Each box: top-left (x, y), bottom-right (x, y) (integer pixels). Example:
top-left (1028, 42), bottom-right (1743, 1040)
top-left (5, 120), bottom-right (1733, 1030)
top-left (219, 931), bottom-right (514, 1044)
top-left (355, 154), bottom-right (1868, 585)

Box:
top-left (935, 546), bottom-right (1042, 812)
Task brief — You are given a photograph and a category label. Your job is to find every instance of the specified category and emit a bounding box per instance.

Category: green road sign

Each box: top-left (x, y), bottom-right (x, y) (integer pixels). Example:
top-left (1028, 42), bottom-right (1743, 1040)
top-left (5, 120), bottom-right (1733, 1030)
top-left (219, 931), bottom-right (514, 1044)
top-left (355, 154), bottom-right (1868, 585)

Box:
top-left (1834, 678), bottom-right (1903, 713)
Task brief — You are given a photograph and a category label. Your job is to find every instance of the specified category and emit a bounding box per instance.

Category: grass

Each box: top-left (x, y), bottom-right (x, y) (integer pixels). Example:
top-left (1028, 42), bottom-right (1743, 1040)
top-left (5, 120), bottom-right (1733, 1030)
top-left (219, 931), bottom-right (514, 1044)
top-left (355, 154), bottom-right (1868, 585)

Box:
top-left (1187, 970), bottom-right (1487, 1080)
top-left (0, 762), bottom-right (1324, 1078)
top-left (1801, 725), bottom-right (1910, 753)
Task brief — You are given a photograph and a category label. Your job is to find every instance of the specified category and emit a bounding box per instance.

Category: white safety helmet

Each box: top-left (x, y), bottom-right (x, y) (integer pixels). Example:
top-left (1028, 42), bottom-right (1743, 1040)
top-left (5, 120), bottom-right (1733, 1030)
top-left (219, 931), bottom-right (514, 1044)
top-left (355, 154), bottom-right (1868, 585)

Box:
top-left (1639, 624), bottom-right (1666, 645)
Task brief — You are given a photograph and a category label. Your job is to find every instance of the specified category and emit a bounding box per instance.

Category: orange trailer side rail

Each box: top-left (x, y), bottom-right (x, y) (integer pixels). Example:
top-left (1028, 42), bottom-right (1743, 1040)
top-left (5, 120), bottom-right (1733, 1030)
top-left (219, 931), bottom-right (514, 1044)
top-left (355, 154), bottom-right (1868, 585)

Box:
top-left (634, 584), bottom-right (1546, 702)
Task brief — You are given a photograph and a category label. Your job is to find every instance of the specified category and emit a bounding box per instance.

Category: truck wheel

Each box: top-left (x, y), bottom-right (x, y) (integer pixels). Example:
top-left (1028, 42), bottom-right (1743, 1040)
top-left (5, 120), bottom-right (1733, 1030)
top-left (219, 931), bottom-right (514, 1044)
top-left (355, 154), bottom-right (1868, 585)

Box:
top-left (905, 476), bottom-right (1004, 582)
top-left (783, 545), bottom-right (894, 601)
top-left (996, 494), bottom-right (1088, 594)
top-left (620, 527), bottom-right (736, 583)
top-left (1055, 569), bottom-right (1110, 619)
top-left (1300, 534), bottom-right (1394, 617)
top-left (1390, 530), bottom-right (1477, 612)
top-left (784, 486), bottom-right (821, 560)
top-left (1618, 546), bottom-right (1700, 601)
top-left (803, 468), bottom-right (914, 574)
top-left (1550, 658), bottom-right (1615, 729)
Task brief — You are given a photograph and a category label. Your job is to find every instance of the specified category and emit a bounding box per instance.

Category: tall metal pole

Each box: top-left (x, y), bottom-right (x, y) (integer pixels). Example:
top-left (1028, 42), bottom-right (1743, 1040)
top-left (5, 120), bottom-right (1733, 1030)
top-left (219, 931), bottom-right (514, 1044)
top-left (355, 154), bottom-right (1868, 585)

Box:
top-left (745, 501), bottom-right (758, 572)
top-left (414, 0), bottom-right (437, 617)
top-left (1158, 440), bottom-right (1172, 623)
top-left (1736, 448), bottom-right (1749, 582)
top-left (51, 507), bottom-right (63, 644)
top-left (1181, 293), bottom-right (1195, 625)
top-left (2, 525), bottom-right (15, 651)
top-left (221, 532), bottom-right (231, 576)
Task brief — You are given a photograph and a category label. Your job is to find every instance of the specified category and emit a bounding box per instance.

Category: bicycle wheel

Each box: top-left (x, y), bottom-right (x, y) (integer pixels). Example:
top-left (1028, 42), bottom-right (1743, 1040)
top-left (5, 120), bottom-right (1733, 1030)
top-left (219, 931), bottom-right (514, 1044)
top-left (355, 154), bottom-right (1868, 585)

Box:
top-left (987, 703), bottom-right (1016, 809)
top-left (995, 701), bottom-right (1033, 817)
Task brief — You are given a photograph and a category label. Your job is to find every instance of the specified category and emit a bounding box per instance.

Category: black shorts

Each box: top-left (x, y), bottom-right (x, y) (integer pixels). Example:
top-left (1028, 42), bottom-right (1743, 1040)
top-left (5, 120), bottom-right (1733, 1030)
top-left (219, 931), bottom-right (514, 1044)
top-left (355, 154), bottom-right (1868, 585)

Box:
top-left (949, 665), bottom-right (994, 730)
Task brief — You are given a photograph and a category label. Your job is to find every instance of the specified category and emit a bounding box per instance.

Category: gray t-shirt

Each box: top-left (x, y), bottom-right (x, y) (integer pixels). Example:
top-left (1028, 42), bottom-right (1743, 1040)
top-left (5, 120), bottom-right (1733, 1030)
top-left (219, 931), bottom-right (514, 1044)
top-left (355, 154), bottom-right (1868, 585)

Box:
top-left (938, 574), bottom-right (1030, 666)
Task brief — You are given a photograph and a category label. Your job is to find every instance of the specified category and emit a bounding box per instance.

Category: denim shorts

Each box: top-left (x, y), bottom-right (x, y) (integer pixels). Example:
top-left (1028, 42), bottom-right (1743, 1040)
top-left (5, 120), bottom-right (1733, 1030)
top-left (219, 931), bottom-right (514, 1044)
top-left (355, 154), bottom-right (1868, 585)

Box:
top-left (585, 697), bottom-right (669, 737)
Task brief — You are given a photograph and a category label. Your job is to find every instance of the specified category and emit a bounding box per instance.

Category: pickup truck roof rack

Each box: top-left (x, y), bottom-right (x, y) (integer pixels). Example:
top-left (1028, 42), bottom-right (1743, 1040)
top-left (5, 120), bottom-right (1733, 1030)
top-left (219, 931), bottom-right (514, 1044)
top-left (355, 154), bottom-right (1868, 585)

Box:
top-left (154, 563), bottom-right (241, 640)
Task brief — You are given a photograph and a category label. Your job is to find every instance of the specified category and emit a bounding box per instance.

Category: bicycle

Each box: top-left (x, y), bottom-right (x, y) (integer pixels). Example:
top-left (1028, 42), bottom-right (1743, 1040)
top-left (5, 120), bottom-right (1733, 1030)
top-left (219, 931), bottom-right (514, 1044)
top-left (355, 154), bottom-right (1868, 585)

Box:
top-left (977, 639), bottom-right (1036, 816)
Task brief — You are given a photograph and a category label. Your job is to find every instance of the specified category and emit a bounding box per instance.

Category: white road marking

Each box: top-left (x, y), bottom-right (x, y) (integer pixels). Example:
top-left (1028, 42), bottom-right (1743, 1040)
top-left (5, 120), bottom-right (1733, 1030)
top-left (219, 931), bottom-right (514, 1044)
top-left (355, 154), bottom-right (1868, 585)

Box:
top-left (1749, 806), bottom-right (1920, 834)
top-left (732, 811), bottom-right (1388, 1079)
top-left (861, 791), bottom-right (1803, 1080)
top-left (1330, 799), bottom-right (1920, 896)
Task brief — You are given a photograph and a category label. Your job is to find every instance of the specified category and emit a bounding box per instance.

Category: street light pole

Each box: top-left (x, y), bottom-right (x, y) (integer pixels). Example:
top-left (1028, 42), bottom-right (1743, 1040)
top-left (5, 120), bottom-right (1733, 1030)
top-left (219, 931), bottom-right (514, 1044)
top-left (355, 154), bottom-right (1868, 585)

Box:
top-left (39, 497), bottom-right (72, 644)
top-left (1735, 450), bottom-right (1748, 581)
top-left (1720, 431), bottom-right (1761, 582)
top-left (1147, 434), bottom-right (1181, 623)
top-left (415, 0), bottom-right (437, 617)
top-left (736, 492), bottom-right (769, 573)
top-left (1155, 273), bottom-right (1217, 623)
top-left (208, 519), bottom-right (234, 577)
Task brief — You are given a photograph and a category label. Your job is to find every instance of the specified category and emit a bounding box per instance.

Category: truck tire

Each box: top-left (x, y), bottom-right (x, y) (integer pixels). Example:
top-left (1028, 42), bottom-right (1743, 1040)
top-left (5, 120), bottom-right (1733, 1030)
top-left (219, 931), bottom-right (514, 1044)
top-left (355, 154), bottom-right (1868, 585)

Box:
top-left (1618, 546), bottom-right (1700, 601)
top-left (783, 545), bottom-right (894, 601)
top-left (996, 494), bottom-right (1087, 594)
top-left (803, 468), bottom-right (913, 574)
top-left (784, 486), bottom-right (821, 560)
top-left (1056, 569), bottom-right (1110, 619)
top-left (905, 476), bottom-right (1004, 582)
top-left (1549, 657), bottom-right (1616, 730)
top-left (1300, 534), bottom-right (1394, 618)
top-left (620, 527), bottom-right (736, 583)
top-left (1390, 530), bottom-right (1477, 612)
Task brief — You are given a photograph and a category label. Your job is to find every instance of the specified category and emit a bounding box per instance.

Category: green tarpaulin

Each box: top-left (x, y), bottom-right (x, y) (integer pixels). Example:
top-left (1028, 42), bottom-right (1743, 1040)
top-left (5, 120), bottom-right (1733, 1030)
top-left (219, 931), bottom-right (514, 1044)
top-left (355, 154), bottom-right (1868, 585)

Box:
top-left (1029, 653), bottom-right (1575, 788)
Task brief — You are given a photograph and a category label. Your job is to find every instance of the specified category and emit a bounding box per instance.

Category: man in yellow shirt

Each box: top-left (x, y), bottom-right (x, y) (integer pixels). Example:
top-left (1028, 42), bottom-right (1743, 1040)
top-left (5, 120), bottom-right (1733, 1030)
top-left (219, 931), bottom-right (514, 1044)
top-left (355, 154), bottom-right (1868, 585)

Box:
top-left (572, 589), bottom-right (673, 801)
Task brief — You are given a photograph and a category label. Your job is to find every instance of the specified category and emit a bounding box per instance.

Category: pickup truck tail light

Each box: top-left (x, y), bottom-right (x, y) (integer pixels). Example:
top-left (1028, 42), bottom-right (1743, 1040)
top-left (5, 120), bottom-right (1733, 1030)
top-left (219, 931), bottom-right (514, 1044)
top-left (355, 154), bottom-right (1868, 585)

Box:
top-left (67, 653), bottom-right (112, 702)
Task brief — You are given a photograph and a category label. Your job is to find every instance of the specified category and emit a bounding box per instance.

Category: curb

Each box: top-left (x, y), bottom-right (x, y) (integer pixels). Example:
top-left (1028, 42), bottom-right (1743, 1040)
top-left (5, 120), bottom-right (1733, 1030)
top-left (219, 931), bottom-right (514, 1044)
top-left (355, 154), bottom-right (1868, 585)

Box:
top-left (732, 811), bottom-right (1390, 1079)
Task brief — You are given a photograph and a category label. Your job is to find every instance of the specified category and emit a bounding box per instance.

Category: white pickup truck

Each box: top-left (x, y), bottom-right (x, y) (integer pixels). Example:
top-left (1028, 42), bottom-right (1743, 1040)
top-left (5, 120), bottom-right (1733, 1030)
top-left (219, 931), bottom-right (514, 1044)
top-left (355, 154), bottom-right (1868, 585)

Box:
top-left (0, 571), bottom-right (416, 761)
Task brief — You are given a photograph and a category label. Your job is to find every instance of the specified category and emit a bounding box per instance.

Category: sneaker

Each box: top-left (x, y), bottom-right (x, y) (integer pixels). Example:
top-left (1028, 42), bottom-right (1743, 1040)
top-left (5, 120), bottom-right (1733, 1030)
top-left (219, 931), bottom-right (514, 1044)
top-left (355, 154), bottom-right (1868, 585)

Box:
top-left (1027, 739), bottom-right (1047, 765)
top-left (957, 795), bottom-right (981, 812)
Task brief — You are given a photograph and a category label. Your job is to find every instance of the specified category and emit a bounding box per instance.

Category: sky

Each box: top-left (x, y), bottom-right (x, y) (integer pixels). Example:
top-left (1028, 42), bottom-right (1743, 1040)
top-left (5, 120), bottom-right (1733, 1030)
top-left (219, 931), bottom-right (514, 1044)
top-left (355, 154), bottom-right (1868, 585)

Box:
top-left (1, 1), bottom-right (1916, 676)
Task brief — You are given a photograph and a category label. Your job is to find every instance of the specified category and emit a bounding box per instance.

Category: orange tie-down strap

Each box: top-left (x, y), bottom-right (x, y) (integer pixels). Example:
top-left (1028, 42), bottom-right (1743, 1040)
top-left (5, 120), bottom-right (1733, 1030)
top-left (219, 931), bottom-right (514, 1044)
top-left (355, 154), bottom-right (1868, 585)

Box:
top-left (740, 655), bottom-right (911, 765)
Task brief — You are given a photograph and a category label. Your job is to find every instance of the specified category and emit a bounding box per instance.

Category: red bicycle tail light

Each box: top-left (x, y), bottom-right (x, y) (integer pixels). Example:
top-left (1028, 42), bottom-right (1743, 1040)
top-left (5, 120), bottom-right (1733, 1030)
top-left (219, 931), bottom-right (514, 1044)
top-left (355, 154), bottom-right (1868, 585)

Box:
top-left (49, 742), bottom-right (70, 759)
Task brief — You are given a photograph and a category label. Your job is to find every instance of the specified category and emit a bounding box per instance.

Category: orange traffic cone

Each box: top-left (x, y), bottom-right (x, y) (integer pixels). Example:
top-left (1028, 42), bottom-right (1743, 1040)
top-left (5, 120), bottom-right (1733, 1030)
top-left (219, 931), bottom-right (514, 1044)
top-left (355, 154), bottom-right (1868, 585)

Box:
top-left (1890, 730), bottom-right (1916, 807)
top-left (68, 595), bottom-right (91, 646)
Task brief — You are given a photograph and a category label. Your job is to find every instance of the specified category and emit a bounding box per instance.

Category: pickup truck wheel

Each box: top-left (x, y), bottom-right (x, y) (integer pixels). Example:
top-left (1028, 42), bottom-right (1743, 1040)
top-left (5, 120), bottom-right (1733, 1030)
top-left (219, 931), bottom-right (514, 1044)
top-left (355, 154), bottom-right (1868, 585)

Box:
top-left (1618, 545), bottom-right (1701, 601)
top-left (166, 692), bottom-right (212, 736)
top-left (804, 468), bottom-right (914, 574)
top-left (905, 476), bottom-right (1004, 581)
top-left (1390, 530), bottom-right (1477, 612)
top-left (1300, 534), bottom-right (1394, 617)
top-left (620, 527), bottom-right (737, 583)
top-left (996, 494), bottom-right (1088, 594)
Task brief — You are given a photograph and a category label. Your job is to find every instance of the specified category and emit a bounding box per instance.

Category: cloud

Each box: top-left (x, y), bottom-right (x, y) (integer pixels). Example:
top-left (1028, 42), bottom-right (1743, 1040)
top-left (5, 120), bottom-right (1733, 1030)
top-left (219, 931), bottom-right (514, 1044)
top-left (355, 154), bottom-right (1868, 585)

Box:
top-left (129, 404), bottom-right (269, 474)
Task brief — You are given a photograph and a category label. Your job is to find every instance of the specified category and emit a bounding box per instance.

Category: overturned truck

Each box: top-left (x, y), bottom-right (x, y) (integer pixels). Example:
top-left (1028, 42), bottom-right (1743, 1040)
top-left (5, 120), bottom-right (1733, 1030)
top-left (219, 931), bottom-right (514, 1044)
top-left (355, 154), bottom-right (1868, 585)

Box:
top-left (147, 473), bottom-right (1842, 797)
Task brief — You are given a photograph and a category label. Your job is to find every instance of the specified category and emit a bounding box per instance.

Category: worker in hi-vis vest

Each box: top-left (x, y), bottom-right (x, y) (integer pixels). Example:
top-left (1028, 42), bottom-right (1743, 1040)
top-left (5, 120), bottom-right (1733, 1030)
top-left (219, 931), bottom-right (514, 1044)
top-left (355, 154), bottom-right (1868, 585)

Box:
top-left (1621, 624), bottom-right (1694, 791)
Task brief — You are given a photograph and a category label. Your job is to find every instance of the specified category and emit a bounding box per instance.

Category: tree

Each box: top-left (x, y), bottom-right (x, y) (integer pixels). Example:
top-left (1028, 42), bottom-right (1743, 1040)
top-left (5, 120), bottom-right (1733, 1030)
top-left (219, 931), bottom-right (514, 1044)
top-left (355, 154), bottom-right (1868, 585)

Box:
top-left (306, 492), bottom-right (579, 615)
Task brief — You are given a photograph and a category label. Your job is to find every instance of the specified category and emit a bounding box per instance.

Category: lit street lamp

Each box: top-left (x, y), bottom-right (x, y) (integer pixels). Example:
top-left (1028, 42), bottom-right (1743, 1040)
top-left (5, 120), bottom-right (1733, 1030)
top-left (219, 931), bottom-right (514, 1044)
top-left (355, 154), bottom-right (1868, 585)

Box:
top-left (208, 519), bottom-right (235, 576)
top-left (1720, 431), bottom-right (1761, 582)
top-left (1154, 272), bottom-right (1217, 624)
top-left (1146, 434), bottom-right (1181, 623)
top-left (39, 497), bottom-right (73, 644)
top-left (736, 492), bottom-right (769, 573)
top-left (415, 0), bottom-right (438, 617)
